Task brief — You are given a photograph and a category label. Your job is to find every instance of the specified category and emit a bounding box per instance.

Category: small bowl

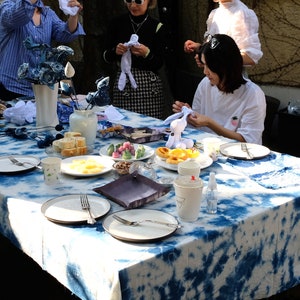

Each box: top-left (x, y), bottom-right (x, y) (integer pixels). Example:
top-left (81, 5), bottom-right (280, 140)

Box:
top-left (113, 161), bottom-right (132, 175)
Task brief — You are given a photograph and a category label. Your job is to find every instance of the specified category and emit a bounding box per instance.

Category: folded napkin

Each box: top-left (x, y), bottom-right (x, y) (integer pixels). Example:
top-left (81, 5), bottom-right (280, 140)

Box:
top-left (104, 105), bottom-right (124, 122)
top-left (58, 0), bottom-right (79, 16)
top-left (227, 152), bottom-right (300, 189)
top-left (3, 100), bottom-right (35, 125)
top-left (118, 34), bottom-right (140, 91)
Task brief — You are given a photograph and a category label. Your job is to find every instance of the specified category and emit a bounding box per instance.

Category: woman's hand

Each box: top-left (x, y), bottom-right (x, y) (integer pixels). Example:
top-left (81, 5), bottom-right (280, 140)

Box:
top-left (172, 100), bottom-right (191, 113)
top-left (131, 44), bottom-right (149, 58)
top-left (68, 0), bottom-right (83, 13)
top-left (184, 40), bottom-right (201, 54)
top-left (115, 43), bottom-right (128, 55)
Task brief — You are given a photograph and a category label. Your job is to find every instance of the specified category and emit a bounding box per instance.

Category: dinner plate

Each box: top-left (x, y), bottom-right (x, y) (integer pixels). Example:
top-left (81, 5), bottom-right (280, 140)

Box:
top-left (61, 155), bottom-right (114, 177)
top-left (99, 143), bottom-right (154, 162)
top-left (155, 154), bottom-right (213, 171)
top-left (0, 155), bottom-right (40, 174)
top-left (219, 142), bottom-right (270, 160)
top-left (41, 194), bottom-right (111, 224)
top-left (102, 209), bottom-right (179, 242)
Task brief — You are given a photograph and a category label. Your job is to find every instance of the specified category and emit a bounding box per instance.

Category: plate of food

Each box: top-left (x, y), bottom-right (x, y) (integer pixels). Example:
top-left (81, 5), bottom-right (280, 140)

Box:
top-left (41, 194), bottom-right (111, 224)
top-left (155, 154), bottom-right (213, 171)
top-left (61, 155), bottom-right (114, 177)
top-left (99, 141), bottom-right (154, 162)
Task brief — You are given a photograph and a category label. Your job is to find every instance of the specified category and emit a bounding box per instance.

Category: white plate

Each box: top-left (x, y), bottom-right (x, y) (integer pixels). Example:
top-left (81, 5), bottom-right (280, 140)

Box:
top-left (0, 155), bottom-right (40, 174)
top-left (99, 143), bottom-right (154, 162)
top-left (41, 194), bottom-right (111, 224)
top-left (155, 154), bottom-right (213, 171)
top-left (103, 209), bottom-right (179, 242)
top-left (61, 155), bottom-right (114, 177)
top-left (220, 142), bottom-right (270, 160)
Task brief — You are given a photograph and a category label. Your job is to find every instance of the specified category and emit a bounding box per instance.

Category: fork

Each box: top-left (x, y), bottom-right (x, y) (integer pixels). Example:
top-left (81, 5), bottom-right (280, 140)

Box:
top-left (8, 156), bottom-right (42, 170)
top-left (241, 143), bottom-right (253, 160)
top-left (80, 194), bottom-right (96, 224)
top-left (113, 214), bottom-right (182, 229)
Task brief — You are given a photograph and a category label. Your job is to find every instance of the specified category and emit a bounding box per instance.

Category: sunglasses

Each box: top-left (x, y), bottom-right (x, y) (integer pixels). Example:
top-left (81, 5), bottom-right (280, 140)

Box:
top-left (206, 34), bottom-right (220, 49)
top-left (124, 0), bottom-right (145, 5)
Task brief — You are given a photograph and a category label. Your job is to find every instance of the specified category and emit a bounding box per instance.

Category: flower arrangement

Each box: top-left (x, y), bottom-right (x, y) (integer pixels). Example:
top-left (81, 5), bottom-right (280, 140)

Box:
top-left (17, 36), bottom-right (74, 89)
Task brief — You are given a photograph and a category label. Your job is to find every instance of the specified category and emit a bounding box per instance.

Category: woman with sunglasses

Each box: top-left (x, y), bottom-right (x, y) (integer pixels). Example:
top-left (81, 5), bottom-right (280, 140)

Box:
top-left (103, 0), bottom-right (168, 119)
top-left (184, 0), bottom-right (262, 67)
top-left (172, 34), bottom-right (266, 145)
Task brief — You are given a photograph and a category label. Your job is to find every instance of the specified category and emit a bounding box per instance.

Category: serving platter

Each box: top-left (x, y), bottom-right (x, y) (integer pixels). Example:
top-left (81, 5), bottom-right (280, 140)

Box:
top-left (155, 154), bottom-right (213, 171)
top-left (99, 143), bottom-right (154, 162)
top-left (103, 209), bottom-right (179, 242)
top-left (61, 155), bottom-right (114, 177)
top-left (0, 155), bottom-right (40, 174)
top-left (41, 194), bottom-right (111, 224)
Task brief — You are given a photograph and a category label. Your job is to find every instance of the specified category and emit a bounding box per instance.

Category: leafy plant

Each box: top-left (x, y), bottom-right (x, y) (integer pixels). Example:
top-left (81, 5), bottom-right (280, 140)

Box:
top-left (17, 36), bottom-right (74, 89)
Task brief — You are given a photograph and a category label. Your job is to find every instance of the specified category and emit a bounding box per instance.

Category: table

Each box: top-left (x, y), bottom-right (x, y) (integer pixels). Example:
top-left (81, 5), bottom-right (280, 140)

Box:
top-left (0, 106), bottom-right (300, 300)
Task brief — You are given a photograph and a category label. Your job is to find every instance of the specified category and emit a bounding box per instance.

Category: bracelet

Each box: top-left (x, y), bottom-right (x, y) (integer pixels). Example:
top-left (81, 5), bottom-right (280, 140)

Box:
top-left (144, 48), bottom-right (150, 58)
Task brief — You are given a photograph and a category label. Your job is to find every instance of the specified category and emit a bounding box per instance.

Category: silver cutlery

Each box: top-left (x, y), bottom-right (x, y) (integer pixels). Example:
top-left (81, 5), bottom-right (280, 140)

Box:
top-left (8, 156), bottom-right (42, 170)
top-left (113, 214), bottom-right (182, 229)
top-left (241, 143), bottom-right (253, 160)
top-left (80, 194), bottom-right (96, 224)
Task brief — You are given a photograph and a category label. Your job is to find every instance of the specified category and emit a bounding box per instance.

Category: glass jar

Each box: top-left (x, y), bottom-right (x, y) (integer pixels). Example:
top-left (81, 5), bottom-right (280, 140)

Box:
top-left (69, 110), bottom-right (98, 146)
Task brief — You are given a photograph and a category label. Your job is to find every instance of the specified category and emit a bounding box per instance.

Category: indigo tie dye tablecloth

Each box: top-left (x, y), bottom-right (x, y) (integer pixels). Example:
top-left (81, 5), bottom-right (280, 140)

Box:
top-left (0, 106), bottom-right (299, 300)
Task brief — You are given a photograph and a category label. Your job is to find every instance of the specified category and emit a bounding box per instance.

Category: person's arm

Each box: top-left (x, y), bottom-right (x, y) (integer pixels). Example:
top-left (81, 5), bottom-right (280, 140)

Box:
top-left (66, 0), bottom-right (83, 33)
top-left (187, 112), bottom-right (246, 142)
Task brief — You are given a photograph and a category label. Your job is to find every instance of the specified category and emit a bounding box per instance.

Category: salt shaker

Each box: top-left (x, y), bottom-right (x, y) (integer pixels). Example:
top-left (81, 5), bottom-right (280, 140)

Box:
top-left (205, 172), bottom-right (218, 214)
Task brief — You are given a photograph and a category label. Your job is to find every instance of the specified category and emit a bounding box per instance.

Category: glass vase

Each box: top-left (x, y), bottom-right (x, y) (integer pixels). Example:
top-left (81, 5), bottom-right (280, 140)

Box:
top-left (69, 109), bottom-right (98, 146)
top-left (33, 83), bottom-right (59, 128)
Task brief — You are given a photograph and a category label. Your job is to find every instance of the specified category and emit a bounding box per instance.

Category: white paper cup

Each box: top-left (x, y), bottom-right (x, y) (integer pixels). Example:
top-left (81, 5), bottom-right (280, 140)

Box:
top-left (41, 157), bottom-right (62, 185)
top-left (177, 159), bottom-right (201, 177)
top-left (173, 175), bottom-right (203, 222)
top-left (202, 137), bottom-right (222, 160)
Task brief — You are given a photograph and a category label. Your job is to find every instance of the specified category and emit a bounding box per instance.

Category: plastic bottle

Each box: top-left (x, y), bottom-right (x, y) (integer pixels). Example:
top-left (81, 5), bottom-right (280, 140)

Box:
top-left (205, 172), bottom-right (218, 214)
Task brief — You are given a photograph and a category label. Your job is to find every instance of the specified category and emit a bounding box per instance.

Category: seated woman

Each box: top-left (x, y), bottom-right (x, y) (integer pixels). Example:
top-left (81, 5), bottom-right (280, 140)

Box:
top-left (172, 34), bottom-right (266, 145)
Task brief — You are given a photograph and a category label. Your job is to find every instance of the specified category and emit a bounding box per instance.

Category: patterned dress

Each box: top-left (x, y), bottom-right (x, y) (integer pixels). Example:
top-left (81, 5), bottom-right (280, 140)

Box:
top-left (103, 12), bottom-right (167, 119)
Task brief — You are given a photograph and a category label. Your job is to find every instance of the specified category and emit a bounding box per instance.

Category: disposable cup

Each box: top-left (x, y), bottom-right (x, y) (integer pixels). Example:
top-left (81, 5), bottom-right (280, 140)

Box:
top-left (178, 159), bottom-right (201, 177)
top-left (173, 175), bottom-right (203, 222)
top-left (41, 157), bottom-right (62, 185)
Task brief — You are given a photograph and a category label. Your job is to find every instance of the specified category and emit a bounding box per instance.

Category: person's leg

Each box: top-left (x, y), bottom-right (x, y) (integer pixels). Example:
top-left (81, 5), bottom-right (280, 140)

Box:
top-left (0, 83), bottom-right (23, 101)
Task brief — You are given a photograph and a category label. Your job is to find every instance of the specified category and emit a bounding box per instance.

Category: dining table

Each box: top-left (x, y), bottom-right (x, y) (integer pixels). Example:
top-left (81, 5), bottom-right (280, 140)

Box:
top-left (0, 102), bottom-right (299, 300)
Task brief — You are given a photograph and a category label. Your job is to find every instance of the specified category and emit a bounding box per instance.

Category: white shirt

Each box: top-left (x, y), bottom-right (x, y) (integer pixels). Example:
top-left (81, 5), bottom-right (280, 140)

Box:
top-left (192, 77), bottom-right (266, 144)
top-left (205, 0), bottom-right (263, 64)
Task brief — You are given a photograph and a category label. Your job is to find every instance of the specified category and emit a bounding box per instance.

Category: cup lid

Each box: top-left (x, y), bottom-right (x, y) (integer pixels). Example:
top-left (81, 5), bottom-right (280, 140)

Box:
top-left (174, 175), bottom-right (203, 188)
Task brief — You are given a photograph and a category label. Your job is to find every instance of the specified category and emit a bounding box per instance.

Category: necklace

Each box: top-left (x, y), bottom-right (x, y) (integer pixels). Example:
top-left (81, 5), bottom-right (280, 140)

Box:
top-left (129, 14), bottom-right (149, 34)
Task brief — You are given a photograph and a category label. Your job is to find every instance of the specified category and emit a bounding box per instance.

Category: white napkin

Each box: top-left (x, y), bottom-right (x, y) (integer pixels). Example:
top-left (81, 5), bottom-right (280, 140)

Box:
top-left (58, 0), bottom-right (79, 16)
top-left (163, 106), bottom-right (194, 125)
top-left (118, 34), bottom-right (140, 91)
top-left (3, 100), bottom-right (36, 125)
top-left (104, 105), bottom-right (125, 122)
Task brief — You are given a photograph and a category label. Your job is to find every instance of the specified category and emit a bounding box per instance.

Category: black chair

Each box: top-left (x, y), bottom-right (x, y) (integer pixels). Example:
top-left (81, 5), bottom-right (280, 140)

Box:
top-left (262, 95), bottom-right (280, 148)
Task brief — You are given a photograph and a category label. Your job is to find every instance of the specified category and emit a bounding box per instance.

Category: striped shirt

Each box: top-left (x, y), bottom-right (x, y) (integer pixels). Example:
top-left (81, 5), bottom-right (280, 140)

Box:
top-left (0, 0), bottom-right (85, 97)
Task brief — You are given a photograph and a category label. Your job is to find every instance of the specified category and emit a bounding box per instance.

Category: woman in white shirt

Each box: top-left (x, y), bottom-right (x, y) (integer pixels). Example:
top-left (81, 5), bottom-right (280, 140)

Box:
top-left (184, 0), bottom-right (263, 66)
top-left (173, 34), bottom-right (266, 144)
